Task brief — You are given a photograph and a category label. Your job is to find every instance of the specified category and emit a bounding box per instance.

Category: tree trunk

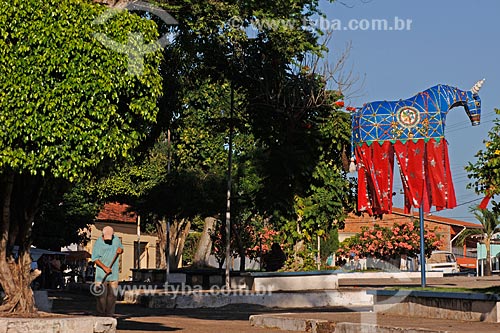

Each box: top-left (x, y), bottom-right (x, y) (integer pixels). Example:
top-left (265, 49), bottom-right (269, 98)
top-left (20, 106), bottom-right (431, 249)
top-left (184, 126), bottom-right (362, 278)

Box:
top-left (168, 218), bottom-right (191, 269)
top-left (239, 249), bottom-right (246, 272)
top-left (193, 216), bottom-right (216, 268)
top-left (485, 238), bottom-right (492, 276)
top-left (155, 218), bottom-right (167, 269)
top-left (231, 223), bottom-right (246, 272)
top-left (0, 172), bottom-right (44, 314)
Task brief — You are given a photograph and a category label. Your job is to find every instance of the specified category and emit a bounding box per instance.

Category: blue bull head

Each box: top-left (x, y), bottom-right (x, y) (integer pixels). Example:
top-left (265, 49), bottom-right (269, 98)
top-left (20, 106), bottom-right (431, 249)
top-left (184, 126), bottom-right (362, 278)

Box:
top-left (465, 79), bottom-right (485, 125)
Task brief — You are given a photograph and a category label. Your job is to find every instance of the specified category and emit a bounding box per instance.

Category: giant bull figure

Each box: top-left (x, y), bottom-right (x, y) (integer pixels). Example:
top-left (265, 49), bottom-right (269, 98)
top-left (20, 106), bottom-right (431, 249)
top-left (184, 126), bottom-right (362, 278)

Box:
top-left (351, 79), bottom-right (484, 215)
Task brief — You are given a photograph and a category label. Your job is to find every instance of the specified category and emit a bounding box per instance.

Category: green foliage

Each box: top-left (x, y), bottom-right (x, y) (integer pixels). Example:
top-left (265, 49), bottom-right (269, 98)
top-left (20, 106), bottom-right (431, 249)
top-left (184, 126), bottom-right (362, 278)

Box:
top-left (0, 0), bottom-right (162, 181)
top-left (457, 205), bottom-right (500, 276)
top-left (91, 136), bottom-right (170, 199)
top-left (320, 228), bottom-right (339, 259)
top-left (0, 0), bottom-right (163, 257)
top-left (153, 0), bottom-right (354, 249)
top-left (276, 106), bottom-right (354, 246)
top-left (175, 80), bottom-right (237, 173)
top-left (182, 231), bottom-right (201, 266)
top-left (474, 204), bottom-right (500, 237)
top-left (466, 109), bottom-right (500, 196)
top-left (282, 245), bottom-right (318, 272)
top-left (457, 204), bottom-right (500, 247)
top-left (32, 183), bottom-right (101, 250)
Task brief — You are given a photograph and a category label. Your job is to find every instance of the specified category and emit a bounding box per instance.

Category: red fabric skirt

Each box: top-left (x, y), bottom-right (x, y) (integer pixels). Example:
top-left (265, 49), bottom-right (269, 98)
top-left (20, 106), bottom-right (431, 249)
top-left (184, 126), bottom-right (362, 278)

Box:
top-left (356, 138), bottom-right (456, 215)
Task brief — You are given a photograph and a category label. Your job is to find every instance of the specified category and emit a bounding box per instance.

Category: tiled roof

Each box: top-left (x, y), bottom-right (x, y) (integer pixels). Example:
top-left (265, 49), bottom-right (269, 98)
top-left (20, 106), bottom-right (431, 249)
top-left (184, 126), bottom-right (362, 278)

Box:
top-left (391, 208), bottom-right (482, 229)
top-left (96, 202), bottom-right (137, 223)
top-left (343, 207), bottom-right (482, 233)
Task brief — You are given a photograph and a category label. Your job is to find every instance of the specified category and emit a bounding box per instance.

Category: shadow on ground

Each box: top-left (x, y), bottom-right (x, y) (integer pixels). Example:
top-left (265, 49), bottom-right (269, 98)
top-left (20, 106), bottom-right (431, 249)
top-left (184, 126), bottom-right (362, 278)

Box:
top-left (49, 289), bottom-right (368, 322)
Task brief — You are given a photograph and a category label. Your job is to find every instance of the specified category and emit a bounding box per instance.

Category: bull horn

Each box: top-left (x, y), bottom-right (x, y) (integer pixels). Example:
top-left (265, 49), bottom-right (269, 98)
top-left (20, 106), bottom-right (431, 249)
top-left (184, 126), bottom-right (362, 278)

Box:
top-left (471, 78), bottom-right (486, 94)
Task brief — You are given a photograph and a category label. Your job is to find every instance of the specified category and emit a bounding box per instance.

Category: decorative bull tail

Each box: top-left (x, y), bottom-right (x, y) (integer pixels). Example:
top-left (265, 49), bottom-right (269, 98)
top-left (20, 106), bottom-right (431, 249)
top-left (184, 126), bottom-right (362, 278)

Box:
top-left (478, 185), bottom-right (495, 209)
top-left (478, 195), bottom-right (491, 210)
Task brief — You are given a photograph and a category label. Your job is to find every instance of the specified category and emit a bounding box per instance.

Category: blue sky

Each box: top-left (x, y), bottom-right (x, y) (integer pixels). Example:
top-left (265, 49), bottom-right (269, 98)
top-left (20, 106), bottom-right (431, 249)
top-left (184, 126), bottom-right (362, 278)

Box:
top-left (319, 0), bottom-right (500, 222)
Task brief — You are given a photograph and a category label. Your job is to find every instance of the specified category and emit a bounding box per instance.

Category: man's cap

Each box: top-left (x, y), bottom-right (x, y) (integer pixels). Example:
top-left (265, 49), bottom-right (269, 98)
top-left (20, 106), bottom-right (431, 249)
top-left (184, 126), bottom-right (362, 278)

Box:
top-left (102, 226), bottom-right (114, 240)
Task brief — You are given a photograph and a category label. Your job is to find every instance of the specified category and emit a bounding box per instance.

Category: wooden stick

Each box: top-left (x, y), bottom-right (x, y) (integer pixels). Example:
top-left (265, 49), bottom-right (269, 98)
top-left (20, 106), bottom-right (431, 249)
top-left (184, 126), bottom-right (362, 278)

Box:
top-left (102, 251), bottom-right (120, 283)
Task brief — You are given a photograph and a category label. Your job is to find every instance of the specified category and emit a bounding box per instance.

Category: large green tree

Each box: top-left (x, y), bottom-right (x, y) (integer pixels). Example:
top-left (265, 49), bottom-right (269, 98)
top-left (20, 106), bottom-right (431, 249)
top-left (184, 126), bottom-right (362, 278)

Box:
top-left (0, 0), bottom-right (162, 313)
top-left (57, 0), bottom-right (354, 274)
top-left (466, 109), bottom-right (500, 275)
top-left (467, 109), bottom-right (500, 198)
top-left (131, 0), bottom-right (365, 271)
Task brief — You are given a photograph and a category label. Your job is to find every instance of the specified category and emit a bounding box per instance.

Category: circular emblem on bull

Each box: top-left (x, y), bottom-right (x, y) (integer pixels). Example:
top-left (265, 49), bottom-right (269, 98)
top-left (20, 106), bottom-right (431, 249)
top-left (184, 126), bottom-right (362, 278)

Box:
top-left (396, 106), bottom-right (420, 128)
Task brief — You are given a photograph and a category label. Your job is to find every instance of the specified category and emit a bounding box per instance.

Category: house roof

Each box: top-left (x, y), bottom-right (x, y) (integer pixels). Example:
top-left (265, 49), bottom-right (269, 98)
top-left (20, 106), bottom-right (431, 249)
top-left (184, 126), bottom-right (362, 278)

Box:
top-left (342, 207), bottom-right (483, 233)
top-left (391, 208), bottom-right (483, 229)
top-left (96, 202), bottom-right (137, 224)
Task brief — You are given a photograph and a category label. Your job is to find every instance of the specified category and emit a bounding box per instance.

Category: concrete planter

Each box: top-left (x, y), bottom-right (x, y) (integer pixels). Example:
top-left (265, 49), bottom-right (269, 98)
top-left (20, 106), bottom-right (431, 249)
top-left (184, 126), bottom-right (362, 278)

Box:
top-left (129, 289), bottom-right (372, 309)
top-left (369, 289), bottom-right (500, 323)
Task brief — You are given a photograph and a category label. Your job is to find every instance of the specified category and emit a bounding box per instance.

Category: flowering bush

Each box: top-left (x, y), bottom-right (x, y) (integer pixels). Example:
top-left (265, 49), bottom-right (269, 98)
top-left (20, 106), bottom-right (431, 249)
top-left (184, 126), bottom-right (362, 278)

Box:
top-left (247, 226), bottom-right (281, 258)
top-left (337, 221), bottom-right (443, 260)
top-left (210, 221), bottom-right (281, 267)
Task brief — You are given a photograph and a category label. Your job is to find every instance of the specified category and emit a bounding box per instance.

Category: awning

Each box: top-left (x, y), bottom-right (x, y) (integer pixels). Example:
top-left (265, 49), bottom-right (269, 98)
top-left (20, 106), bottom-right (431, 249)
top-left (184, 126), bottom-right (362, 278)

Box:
top-left (12, 246), bottom-right (68, 261)
top-left (64, 251), bottom-right (91, 262)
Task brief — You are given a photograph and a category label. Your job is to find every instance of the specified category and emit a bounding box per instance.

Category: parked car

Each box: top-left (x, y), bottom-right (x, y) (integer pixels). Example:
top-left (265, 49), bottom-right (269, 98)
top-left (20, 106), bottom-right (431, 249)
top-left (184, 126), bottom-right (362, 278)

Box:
top-left (419, 251), bottom-right (460, 274)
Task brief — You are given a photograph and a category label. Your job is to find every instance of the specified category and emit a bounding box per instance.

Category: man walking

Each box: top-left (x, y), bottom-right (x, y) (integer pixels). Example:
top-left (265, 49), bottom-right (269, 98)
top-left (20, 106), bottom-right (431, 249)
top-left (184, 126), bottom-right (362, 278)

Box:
top-left (91, 226), bottom-right (123, 316)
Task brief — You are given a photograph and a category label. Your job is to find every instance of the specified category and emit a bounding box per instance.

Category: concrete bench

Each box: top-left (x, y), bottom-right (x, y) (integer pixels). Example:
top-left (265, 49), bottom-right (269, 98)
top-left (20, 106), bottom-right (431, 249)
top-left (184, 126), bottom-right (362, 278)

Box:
top-left (368, 289), bottom-right (500, 323)
top-left (232, 271), bottom-right (444, 292)
top-left (237, 271), bottom-right (339, 292)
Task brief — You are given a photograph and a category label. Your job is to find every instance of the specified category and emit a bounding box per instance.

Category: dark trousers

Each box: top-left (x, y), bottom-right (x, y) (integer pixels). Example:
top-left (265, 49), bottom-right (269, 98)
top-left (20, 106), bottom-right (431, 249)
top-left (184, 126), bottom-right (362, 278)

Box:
top-left (95, 280), bottom-right (118, 316)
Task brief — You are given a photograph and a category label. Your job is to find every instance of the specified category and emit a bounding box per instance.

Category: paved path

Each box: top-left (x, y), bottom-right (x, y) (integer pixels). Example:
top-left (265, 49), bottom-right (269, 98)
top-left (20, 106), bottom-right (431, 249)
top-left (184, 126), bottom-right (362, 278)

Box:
top-left (50, 290), bottom-right (300, 332)
top-left (338, 274), bottom-right (500, 289)
top-left (250, 311), bottom-right (500, 333)
top-left (49, 275), bottom-right (500, 333)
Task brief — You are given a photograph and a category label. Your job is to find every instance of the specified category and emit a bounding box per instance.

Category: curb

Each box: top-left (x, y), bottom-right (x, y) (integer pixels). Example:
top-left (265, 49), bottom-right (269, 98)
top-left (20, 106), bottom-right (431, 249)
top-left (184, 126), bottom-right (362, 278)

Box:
top-left (0, 316), bottom-right (116, 333)
top-left (249, 314), bottom-right (453, 333)
top-left (250, 314), bottom-right (335, 333)
top-left (334, 322), bottom-right (450, 333)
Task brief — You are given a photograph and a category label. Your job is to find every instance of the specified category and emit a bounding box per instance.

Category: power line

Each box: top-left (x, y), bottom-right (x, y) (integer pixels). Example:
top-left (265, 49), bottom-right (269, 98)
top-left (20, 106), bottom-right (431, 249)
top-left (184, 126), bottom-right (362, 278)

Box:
top-left (446, 119), bottom-right (494, 134)
top-left (445, 112), bottom-right (497, 130)
top-left (428, 197), bottom-right (482, 214)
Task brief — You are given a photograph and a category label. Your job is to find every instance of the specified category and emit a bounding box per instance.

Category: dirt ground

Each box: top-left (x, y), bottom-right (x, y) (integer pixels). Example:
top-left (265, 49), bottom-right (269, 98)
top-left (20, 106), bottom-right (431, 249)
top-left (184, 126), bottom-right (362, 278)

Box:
top-left (49, 275), bottom-right (500, 333)
top-left (50, 290), bottom-right (308, 332)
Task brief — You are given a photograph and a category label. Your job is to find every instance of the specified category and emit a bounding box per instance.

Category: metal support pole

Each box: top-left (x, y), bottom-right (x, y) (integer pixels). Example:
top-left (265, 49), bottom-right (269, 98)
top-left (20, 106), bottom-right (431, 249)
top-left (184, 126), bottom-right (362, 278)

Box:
top-left (225, 82), bottom-right (234, 289)
top-left (166, 129), bottom-right (171, 287)
top-left (137, 215), bottom-right (141, 269)
top-left (166, 219), bottom-right (170, 287)
top-left (419, 206), bottom-right (426, 287)
top-left (317, 234), bottom-right (321, 271)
